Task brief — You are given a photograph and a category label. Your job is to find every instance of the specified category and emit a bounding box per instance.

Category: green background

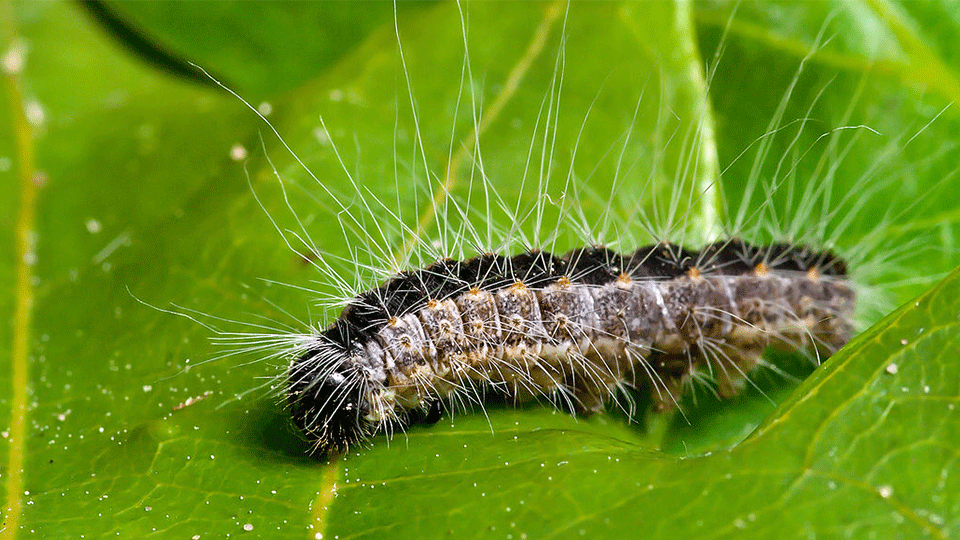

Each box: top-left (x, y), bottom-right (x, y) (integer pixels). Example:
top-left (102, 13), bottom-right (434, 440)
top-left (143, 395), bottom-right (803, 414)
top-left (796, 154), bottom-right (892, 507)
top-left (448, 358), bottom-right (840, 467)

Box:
top-left (1, 1), bottom-right (959, 538)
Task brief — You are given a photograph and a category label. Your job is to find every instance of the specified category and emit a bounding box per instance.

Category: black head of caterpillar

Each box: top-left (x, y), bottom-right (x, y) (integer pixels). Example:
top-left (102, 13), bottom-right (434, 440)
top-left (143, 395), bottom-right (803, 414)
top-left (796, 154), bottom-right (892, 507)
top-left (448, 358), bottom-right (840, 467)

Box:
top-left (286, 322), bottom-right (374, 454)
top-left (286, 238), bottom-right (854, 457)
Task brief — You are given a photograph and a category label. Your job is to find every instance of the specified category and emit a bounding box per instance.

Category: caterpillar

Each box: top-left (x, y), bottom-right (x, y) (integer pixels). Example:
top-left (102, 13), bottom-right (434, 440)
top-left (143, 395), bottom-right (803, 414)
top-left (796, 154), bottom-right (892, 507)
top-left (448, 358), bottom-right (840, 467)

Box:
top-left (289, 240), bottom-right (854, 454)
top-left (188, 2), bottom-right (954, 459)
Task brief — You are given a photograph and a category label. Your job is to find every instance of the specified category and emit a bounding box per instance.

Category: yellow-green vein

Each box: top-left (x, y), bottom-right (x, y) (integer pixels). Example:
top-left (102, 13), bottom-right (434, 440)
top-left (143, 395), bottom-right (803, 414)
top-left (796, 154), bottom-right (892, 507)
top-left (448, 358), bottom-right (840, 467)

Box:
top-left (674, 0), bottom-right (722, 243)
top-left (2, 9), bottom-right (37, 539)
top-left (308, 460), bottom-right (340, 540)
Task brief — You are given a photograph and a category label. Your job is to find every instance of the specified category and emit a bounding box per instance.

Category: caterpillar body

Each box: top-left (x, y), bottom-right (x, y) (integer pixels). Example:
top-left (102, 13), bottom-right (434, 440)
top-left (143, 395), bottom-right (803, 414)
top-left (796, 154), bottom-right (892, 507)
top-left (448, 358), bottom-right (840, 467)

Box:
top-left (289, 240), bottom-right (854, 454)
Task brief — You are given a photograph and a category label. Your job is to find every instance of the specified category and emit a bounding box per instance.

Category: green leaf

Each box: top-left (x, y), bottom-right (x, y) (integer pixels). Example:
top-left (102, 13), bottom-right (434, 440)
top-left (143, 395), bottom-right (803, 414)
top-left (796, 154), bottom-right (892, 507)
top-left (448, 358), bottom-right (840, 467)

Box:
top-left (2, 1), bottom-right (958, 538)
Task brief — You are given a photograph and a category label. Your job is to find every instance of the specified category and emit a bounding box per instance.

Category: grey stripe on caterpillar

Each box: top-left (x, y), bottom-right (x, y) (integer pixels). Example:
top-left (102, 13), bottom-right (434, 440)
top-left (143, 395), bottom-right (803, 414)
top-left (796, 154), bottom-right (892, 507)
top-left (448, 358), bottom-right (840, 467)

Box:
top-left (288, 239), bottom-right (854, 455)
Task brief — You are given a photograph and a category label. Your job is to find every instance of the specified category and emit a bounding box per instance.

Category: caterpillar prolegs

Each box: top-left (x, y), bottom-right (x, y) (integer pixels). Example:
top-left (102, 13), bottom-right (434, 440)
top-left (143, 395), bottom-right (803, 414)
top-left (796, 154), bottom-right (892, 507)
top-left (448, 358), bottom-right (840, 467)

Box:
top-left (289, 239), bottom-right (854, 454)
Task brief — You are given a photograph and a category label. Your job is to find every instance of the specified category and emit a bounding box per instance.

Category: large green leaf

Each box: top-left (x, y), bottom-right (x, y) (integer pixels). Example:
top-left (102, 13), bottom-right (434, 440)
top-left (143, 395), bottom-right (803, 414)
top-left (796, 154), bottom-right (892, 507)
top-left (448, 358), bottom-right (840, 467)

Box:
top-left (1, 1), bottom-right (958, 538)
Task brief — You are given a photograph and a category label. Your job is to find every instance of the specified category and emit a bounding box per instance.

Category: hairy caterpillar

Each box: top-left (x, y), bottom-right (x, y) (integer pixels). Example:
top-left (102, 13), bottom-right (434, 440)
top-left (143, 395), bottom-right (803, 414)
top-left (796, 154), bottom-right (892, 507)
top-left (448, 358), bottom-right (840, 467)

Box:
top-left (290, 240), bottom-right (854, 453)
top-left (187, 2), bottom-right (954, 458)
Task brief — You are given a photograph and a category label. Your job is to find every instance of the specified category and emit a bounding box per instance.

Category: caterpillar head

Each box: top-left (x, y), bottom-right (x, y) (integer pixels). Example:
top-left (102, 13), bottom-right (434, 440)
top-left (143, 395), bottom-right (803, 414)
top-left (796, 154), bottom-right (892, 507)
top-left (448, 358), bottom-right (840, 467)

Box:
top-left (287, 321), bottom-right (375, 456)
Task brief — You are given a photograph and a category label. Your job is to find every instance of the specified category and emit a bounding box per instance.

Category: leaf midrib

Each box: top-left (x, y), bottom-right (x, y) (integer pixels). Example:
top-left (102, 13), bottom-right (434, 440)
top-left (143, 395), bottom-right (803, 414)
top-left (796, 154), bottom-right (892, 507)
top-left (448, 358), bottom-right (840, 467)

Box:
top-left (2, 11), bottom-right (37, 540)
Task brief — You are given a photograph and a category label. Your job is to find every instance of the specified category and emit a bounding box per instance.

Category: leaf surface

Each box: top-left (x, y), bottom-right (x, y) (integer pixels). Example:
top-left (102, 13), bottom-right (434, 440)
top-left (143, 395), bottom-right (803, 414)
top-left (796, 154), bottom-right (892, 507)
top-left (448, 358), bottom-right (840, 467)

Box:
top-left (1, 1), bottom-right (958, 538)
